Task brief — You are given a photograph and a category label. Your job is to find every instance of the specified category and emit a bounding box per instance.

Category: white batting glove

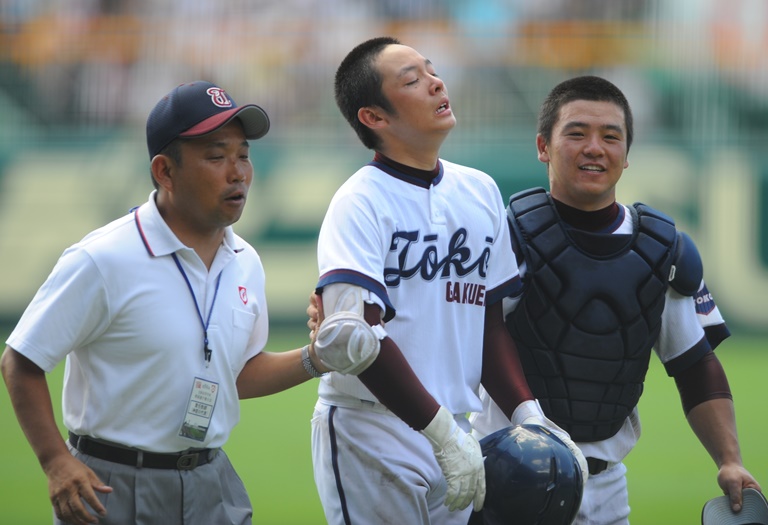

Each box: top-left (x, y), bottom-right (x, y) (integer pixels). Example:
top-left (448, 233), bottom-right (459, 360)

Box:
top-left (512, 399), bottom-right (590, 484)
top-left (420, 406), bottom-right (486, 512)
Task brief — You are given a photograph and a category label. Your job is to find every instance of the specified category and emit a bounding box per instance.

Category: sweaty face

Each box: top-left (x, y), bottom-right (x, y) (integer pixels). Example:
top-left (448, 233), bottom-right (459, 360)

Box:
top-left (169, 120), bottom-right (253, 235)
top-left (374, 44), bottom-right (455, 146)
top-left (538, 99), bottom-right (629, 211)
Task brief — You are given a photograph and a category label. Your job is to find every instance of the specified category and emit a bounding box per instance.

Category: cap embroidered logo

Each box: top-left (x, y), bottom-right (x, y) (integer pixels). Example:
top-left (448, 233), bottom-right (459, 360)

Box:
top-left (207, 87), bottom-right (233, 108)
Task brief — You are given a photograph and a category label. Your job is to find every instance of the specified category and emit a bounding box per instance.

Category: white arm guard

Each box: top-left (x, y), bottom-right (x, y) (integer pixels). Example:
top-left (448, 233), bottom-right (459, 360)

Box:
top-left (314, 312), bottom-right (386, 375)
top-left (512, 399), bottom-right (590, 483)
top-left (315, 283), bottom-right (387, 375)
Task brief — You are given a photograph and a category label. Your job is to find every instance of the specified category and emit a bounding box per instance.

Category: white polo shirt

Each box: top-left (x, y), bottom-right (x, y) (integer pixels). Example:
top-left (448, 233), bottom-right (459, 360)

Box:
top-left (7, 191), bottom-right (268, 452)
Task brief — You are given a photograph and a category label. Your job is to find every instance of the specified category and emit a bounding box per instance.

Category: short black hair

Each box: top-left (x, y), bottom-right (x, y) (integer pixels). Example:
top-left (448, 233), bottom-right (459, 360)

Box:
top-left (538, 75), bottom-right (634, 152)
top-left (334, 36), bottom-right (400, 150)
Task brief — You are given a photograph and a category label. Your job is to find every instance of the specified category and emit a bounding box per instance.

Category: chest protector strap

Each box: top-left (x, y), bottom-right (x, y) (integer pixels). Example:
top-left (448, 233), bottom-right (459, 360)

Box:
top-left (506, 188), bottom-right (679, 442)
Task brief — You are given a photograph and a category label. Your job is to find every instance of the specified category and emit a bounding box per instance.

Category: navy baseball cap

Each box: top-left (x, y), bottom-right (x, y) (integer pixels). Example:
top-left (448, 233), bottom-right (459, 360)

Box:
top-left (146, 81), bottom-right (270, 159)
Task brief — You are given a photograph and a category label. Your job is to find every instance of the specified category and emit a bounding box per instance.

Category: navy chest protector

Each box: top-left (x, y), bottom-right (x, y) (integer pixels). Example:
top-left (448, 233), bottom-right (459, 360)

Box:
top-left (506, 188), bottom-right (701, 442)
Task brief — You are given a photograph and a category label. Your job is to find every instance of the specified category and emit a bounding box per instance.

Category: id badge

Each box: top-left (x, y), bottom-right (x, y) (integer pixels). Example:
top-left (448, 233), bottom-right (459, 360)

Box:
top-left (179, 377), bottom-right (219, 442)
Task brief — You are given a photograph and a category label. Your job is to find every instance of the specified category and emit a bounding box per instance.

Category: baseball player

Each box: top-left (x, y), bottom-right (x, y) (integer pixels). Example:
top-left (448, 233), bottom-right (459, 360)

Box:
top-left (1, 81), bottom-right (328, 525)
top-left (470, 75), bottom-right (763, 524)
top-left (308, 37), bottom-right (587, 525)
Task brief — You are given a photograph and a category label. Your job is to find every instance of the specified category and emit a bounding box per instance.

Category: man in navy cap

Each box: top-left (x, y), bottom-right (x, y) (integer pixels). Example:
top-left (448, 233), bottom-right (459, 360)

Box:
top-left (1, 81), bottom-right (329, 525)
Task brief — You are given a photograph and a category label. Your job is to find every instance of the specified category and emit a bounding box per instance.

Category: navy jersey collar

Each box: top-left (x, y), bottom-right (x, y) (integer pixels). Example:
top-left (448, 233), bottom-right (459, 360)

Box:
top-left (553, 198), bottom-right (624, 233)
top-left (369, 152), bottom-right (443, 188)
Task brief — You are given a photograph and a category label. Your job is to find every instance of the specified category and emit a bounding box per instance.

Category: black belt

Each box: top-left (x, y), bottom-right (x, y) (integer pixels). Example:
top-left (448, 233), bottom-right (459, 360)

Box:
top-left (586, 457), bottom-right (609, 476)
top-left (69, 432), bottom-right (217, 470)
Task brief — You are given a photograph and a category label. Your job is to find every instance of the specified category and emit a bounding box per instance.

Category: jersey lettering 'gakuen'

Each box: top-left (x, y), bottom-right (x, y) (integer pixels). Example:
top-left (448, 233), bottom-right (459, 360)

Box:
top-left (383, 227), bottom-right (491, 306)
top-left (445, 282), bottom-right (486, 305)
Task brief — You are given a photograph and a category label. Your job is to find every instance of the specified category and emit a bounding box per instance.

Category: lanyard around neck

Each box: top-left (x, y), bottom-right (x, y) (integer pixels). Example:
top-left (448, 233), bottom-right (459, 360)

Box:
top-left (171, 253), bottom-right (222, 367)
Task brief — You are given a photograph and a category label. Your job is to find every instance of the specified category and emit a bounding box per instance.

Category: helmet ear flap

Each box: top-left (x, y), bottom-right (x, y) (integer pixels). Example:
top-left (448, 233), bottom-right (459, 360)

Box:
top-left (471, 424), bottom-right (584, 525)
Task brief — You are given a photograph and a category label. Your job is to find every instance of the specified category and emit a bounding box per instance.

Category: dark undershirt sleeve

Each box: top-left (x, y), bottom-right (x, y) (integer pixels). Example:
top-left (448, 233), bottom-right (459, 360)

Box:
top-left (480, 301), bottom-right (534, 419)
top-left (673, 351), bottom-right (732, 415)
top-left (356, 302), bottom-right (440, 431)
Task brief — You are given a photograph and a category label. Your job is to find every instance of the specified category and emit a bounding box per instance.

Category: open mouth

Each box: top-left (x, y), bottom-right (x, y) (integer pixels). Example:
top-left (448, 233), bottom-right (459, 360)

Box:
top-left (225, 192), bottom-right (245, 203)
top-left (579, 164), bottom-right (605, 173)
top-left (436, 101), bottom-right (449, 114)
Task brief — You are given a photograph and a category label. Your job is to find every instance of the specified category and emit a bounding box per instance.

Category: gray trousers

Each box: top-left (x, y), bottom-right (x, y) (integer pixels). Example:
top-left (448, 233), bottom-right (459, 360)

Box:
top-left (56, 445), bottom-right (252, 525)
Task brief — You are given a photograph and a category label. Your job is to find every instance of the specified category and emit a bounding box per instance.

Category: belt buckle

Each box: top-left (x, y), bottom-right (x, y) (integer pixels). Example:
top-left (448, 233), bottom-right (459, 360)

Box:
top-left (176, 452), bottom-right (200, 470)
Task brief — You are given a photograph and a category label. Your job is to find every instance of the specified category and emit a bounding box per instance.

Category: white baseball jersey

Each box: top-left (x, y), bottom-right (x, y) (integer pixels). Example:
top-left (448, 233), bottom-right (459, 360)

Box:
top-left (7, 191), bottom-right (268, 452)
top-left (315, 158), bottom-right (520, 414)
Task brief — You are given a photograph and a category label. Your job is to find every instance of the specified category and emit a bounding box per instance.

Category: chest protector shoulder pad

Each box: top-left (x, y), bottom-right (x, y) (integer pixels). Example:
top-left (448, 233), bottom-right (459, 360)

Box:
top-left (506, 188), bottom-right (679, 442)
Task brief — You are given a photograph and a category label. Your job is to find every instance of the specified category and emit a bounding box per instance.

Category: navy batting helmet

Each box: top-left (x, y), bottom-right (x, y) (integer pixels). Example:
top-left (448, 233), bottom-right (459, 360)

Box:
top-left (467, 424), bottom-right (583, 525)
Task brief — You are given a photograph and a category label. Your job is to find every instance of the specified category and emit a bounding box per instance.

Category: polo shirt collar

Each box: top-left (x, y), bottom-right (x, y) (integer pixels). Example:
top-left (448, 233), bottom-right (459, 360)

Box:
top-left (134, 190), bottom-right (243, 258)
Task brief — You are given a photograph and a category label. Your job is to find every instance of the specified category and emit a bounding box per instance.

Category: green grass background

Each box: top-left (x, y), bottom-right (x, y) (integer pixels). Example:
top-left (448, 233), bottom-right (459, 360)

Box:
top-left (1, 325), bottom-right (766, 524)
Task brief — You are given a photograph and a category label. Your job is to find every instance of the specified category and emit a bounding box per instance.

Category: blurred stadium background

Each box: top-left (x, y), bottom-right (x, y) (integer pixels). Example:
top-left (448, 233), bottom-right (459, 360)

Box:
top-left (0, 0), bottom-right (767, 522)
top-left (1, 0), bottom-right (767, 332)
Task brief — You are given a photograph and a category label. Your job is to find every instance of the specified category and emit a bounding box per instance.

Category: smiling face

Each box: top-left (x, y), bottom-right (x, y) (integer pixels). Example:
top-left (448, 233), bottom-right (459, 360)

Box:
top-left (153, 119), bottom-right (253, 244)
top-left (538, 99), bottom-right (629, 211)
top-left (362, 44), bottom-right (455, 166)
